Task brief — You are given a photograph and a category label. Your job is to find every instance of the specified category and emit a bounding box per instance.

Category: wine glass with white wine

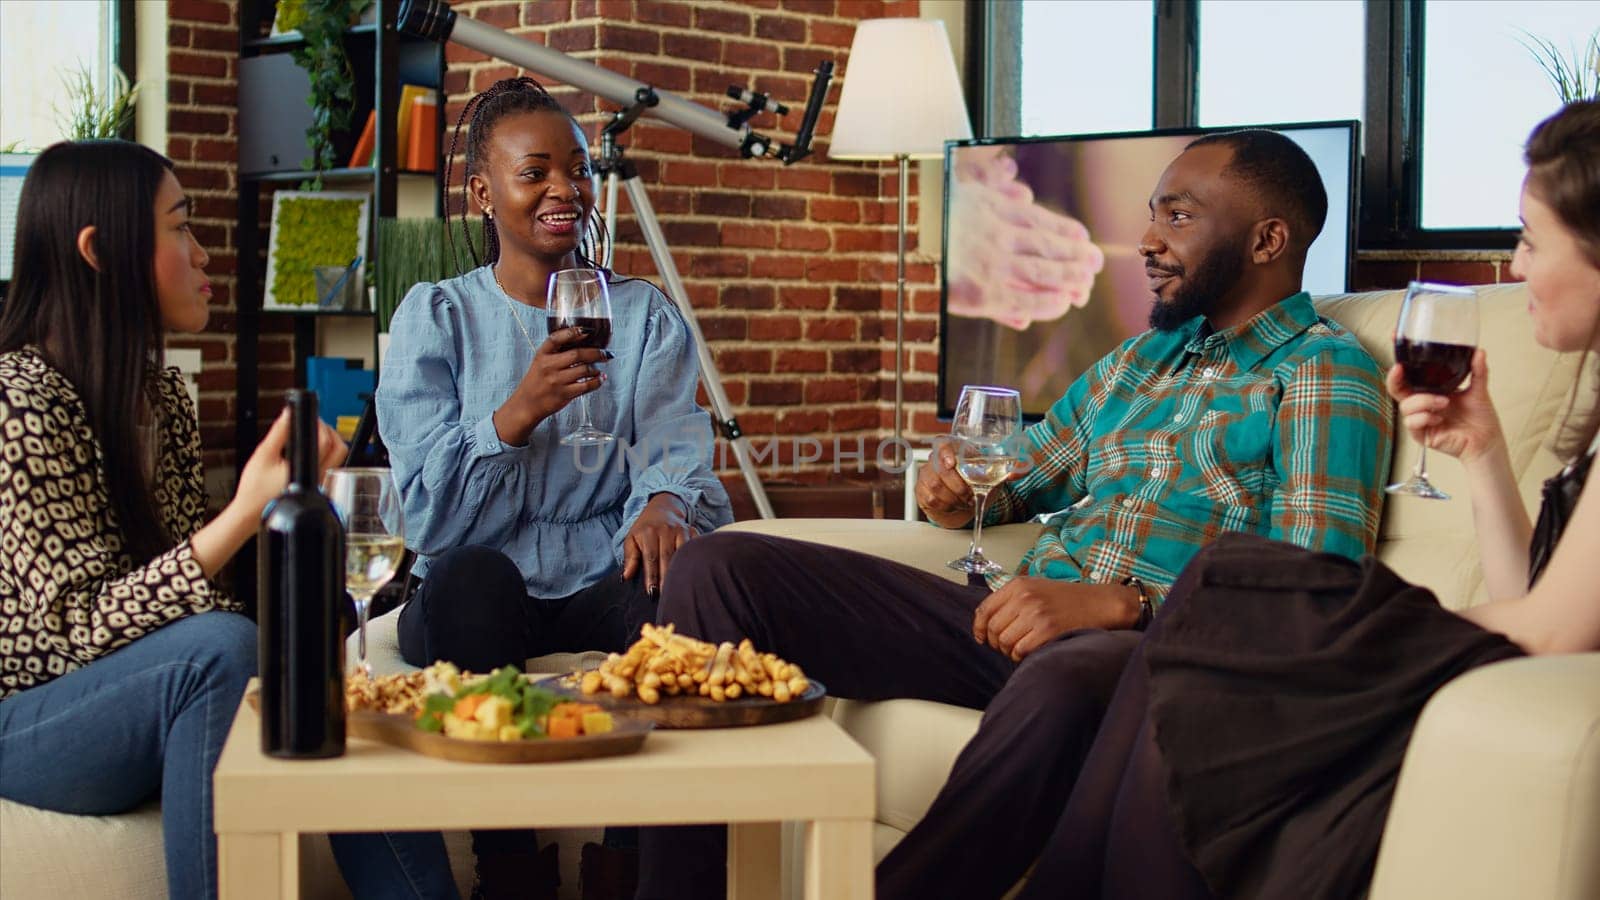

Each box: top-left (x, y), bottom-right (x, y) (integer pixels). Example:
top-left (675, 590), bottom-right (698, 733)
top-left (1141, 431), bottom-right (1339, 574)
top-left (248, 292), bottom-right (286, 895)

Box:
top-left (321, 468), bottom-right (405, 678)
top-left (946, 386), bottom-right (1024, 576)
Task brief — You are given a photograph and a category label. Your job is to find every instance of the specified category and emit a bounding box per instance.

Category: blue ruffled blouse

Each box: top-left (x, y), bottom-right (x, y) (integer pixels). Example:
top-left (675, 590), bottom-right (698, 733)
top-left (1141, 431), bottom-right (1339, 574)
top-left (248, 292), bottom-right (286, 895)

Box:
top-left (377, 266), bottom-right (733, 598)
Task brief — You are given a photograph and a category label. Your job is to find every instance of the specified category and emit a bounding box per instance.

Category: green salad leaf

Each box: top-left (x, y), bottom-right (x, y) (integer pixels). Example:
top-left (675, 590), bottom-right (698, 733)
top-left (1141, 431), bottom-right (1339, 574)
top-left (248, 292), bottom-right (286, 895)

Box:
top-left (412, 665), bottom-right (570, 738)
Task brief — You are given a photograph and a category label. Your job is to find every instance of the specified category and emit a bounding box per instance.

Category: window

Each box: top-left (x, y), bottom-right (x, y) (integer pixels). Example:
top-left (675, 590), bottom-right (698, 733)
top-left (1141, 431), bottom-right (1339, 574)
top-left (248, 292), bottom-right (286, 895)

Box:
top-left (981, 0), bottom-right (1154, 137)
top-left (971, 0), bottom-right (1592, 248)
top-left (1197, 0), bottom-right (1365, 128)
top-left (1420, 0), bottom-right (1597, 229)
top-left (0, 0), bottom-right (124, 151)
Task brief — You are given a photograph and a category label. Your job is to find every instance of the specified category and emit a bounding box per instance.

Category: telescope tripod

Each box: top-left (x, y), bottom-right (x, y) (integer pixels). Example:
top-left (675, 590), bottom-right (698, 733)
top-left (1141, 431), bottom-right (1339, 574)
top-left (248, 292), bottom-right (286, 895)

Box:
top-left (594, 120), bottom-right (776, 520)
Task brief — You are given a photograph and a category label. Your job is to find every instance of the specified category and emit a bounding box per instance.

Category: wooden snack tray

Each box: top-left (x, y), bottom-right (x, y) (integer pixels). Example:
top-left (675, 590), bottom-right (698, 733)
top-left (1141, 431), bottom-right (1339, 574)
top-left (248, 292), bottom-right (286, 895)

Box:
top-left (247, 691), bottom-right (653, 764)
top-left (534, 674), bottom-right (827, 729)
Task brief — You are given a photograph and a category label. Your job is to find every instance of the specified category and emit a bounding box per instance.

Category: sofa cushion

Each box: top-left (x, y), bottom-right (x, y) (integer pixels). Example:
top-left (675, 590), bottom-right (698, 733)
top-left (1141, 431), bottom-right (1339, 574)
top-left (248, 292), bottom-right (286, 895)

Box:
top-left (721, 519), bottom-right (1045, 584)
top-left (0, 800), bottom-right (167, 899)
top-left (1316, 284), bottom-right (1589, 608)
top-left (0, 799), bottom-right (354, 900)
top-left (829, 698), bottom-right (985, 836)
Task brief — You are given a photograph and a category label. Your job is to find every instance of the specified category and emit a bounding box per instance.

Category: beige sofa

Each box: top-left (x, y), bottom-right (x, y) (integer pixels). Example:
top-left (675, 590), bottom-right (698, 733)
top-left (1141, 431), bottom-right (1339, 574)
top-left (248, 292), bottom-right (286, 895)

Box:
top-left (6, 284), bottom-right (1598, 899)
top-left (722, 282), bottom-right (1600, 899)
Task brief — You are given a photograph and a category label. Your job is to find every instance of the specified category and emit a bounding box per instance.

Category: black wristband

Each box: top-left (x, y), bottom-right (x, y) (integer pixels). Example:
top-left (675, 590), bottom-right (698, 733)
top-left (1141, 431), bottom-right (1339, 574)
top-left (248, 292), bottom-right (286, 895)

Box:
top-left (1123, 575), bottom-right (1154, 631)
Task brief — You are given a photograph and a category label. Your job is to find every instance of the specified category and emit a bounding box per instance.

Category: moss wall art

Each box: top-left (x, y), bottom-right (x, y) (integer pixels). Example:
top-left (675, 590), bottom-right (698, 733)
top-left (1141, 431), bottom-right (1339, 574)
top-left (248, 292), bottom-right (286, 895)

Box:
top-left (263, 190), bottom-right (369, 310)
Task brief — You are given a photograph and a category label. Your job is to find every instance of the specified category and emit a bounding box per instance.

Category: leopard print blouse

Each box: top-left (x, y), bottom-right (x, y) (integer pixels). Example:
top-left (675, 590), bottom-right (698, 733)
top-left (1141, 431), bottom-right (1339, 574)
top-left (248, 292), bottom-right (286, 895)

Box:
top-left (0, 349), bottom-right (240, 700)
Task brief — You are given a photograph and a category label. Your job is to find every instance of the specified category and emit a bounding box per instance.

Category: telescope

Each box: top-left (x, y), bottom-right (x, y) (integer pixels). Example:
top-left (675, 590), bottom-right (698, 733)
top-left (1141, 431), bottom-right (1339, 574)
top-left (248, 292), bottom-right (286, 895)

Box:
top-left (397, 0), bottom-right (833, 165)
top-left (397, 0), bottom-right (839, 519)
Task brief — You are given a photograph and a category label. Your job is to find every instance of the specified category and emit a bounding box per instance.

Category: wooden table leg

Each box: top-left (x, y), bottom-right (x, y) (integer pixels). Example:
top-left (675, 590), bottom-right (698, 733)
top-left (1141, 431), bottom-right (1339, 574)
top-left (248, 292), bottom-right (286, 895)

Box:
top-left (218, 831), bottom-right (299, 900)
top-left (728, 821), bottom-right (784, 900)
top-left (803, 819), bottom-right (872, 900)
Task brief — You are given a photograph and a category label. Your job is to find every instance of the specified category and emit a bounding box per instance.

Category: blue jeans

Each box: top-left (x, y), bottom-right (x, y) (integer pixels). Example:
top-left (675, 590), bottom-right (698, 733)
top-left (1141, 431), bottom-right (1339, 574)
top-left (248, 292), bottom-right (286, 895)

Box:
top-left (0, 612), bottom-right (256, 899)
top-left (0, 611), bottom-right (458, 900)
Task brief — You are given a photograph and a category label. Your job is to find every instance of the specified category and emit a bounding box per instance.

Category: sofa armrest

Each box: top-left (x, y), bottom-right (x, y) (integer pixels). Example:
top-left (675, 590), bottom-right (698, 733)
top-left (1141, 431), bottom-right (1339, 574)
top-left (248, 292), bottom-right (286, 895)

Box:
top-left (1370, 653), bottom-right (1600, 900)
top-left (722, 518), bottom-right (1044, 582)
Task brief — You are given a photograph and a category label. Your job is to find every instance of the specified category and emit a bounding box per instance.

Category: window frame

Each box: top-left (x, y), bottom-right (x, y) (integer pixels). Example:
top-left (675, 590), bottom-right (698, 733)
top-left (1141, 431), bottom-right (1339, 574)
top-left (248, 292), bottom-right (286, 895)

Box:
top-left (115, 0), bottom-right (135, 141)
top-left (965, 0), bottom-right (1520, 252)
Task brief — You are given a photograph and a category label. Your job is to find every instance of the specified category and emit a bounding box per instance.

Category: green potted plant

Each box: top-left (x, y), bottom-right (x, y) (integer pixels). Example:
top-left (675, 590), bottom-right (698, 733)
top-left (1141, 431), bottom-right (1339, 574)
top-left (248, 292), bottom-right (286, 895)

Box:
top-left (373, 217), bottom-right (486, 331)
top-left (275, 0), bottom-right (373, 181)
top-left (56, 63), bottom-right (139, 140)
top-left (1520, 27), bottom-right (1600, 103)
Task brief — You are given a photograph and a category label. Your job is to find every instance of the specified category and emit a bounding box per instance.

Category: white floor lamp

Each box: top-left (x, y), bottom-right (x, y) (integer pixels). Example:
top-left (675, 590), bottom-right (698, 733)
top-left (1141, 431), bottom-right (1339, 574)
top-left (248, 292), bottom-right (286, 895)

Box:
top-left (830, 18), bottom-right (973, 469)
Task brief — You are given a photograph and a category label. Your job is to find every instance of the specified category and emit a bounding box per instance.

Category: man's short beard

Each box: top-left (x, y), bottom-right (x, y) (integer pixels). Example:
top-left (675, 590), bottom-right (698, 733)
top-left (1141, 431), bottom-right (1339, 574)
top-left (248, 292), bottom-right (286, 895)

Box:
top-left (1148, 246), bottom-right (1246, 331)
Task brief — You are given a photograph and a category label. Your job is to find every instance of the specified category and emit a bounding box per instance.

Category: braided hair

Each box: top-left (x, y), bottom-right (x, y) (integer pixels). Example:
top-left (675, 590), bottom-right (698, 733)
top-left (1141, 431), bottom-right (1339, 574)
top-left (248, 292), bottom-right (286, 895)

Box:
top-left (444, 75), bottom-right (609, 272)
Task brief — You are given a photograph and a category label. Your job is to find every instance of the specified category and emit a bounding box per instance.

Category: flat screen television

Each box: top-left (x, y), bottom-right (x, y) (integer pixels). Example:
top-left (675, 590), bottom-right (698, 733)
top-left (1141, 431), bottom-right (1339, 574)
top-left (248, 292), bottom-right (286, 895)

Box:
top-left (938, 120), bottom-right (1359, 420)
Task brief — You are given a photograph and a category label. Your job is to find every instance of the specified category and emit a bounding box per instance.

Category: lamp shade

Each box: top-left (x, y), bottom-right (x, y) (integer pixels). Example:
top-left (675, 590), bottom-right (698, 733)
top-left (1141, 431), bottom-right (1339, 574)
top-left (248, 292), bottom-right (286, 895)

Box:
top-left (829, 18), bottom-right (973, 160)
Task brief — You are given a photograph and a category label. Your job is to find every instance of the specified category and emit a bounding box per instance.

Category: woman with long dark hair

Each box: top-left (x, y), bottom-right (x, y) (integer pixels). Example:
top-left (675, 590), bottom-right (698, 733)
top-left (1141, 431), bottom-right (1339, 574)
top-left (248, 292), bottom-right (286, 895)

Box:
top-left (375, 76), bottom-right (732, 898)
top-left (0, 141), bottom-right (347, 898)
top-left (1014, 99), bottom-right (1600, 900)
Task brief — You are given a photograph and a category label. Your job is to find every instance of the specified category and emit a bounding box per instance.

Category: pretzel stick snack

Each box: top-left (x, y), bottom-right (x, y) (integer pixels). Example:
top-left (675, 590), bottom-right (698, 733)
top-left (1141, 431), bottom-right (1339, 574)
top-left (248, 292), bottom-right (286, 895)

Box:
top-left (580, 624), bottom-right (810, 704)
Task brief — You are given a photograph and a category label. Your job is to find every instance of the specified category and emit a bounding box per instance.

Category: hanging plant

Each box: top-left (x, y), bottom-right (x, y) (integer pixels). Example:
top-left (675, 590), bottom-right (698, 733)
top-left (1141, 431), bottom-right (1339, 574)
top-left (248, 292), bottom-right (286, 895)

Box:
top-left (278, 0), bottom-right (373, 184)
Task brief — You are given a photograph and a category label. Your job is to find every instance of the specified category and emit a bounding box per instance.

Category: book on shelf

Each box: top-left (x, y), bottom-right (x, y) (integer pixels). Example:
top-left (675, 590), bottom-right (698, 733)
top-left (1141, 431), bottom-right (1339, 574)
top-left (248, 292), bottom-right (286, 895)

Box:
top-left (406, 93), bottom-right (439, 173)
top-left (395, 84), bottom-right (431, 169)
top-left (343, 85), bottom-right (437, 172)
top-left (347, 110), bottom-right (377, 169)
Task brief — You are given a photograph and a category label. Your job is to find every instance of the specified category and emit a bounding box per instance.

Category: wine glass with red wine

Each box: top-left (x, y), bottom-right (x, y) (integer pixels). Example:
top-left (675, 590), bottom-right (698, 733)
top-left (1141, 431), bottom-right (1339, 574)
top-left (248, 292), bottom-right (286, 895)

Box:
top-left (1387, 281), bottom-right (1479, 500)
top-left (547, 267), bottom-right (614, 446)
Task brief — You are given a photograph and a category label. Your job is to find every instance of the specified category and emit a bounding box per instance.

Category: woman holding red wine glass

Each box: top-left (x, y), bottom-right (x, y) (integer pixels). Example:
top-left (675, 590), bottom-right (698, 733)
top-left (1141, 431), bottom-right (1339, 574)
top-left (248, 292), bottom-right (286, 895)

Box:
top-left (373, 77), bottom-right (732, 897)
top-left (1387, 281), bottom-right (1480, 499)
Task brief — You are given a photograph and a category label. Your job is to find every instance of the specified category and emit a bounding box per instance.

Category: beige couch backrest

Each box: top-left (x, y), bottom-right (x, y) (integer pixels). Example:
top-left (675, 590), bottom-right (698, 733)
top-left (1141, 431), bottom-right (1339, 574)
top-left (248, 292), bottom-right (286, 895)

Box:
top-left (1314, 283), bottom-right (1587, 609)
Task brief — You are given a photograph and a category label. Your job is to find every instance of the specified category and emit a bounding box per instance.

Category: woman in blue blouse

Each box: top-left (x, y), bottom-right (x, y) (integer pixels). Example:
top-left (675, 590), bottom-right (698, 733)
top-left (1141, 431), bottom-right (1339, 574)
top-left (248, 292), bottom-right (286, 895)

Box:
top-left (374, 77), bottom-right (732, 898)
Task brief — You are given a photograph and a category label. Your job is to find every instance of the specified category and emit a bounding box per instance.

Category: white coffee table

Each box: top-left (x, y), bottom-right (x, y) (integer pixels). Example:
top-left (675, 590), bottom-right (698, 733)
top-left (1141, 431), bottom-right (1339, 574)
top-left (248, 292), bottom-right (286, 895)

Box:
top-left (213, 682), bottom-right (875, 900)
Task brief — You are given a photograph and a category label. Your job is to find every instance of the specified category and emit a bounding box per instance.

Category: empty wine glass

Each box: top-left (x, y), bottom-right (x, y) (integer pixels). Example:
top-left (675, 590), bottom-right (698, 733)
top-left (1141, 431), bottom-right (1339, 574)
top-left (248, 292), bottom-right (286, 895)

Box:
top-left (547, 268), bottom-right (614, 446)
top-left (1386, 281), bottom-right (1479, 500)
top-left (322, 468), bottom-right (405, 678)
top-left (946, 386), bottom-right (1024, 575)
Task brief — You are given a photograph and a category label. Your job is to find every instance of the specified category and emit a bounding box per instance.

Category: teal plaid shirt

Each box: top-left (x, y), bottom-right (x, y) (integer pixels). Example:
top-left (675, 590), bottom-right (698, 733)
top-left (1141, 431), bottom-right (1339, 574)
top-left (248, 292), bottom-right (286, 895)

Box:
top-left (986, 292), bottom-right (1392, 601)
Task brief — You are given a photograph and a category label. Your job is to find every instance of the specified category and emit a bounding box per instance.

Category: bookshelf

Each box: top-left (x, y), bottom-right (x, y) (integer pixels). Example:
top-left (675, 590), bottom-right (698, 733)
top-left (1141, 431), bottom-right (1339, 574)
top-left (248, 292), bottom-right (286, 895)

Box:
top-left (234, 0), bottom-right (445, 608)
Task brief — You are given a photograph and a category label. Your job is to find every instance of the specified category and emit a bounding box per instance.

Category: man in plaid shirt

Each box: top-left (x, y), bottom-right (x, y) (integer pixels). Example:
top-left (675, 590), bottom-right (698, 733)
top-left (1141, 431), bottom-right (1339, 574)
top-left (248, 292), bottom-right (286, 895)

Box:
top-left (639, 130), bottom-right (1392, 900)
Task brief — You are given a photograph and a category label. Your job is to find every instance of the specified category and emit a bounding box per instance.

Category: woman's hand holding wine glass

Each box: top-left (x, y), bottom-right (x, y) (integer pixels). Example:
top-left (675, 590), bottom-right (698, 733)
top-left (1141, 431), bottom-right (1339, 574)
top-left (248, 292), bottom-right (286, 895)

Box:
top-left (547, 268), bottom-right (615, 446)
top-left (1386, 346), bottom-right (1505, 463)
top-left (495, 327), bottom-right (612, 440)
top-left (1386, 281), bottom-right (1481, 500)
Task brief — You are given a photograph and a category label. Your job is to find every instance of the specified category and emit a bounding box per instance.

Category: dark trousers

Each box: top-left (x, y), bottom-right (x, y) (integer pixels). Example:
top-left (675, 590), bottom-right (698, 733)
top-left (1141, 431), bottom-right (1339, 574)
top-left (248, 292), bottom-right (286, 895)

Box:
top-left (398, 545), bottom-right (651, 860)
top-left (1013, 641), bottom-right (1212, 900)
top-left (638, 532), bottom-right (1141, 900)
top-left (1017, 557), bottom-right (1213, 900)
top-left (398, 545), bottom-right (653, 673)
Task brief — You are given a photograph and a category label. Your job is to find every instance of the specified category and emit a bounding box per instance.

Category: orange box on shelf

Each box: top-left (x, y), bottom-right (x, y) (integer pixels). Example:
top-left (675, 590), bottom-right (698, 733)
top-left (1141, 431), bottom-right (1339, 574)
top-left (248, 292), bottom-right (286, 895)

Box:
top-left (405, 93), bottom-right (438, 173)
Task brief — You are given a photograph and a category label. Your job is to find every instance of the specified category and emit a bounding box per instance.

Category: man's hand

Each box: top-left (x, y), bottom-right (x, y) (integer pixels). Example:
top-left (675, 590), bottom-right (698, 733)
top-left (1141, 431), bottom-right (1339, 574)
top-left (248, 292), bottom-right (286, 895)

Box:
top-left (915, 436), bottom-right (977, 528)
top-left (972, 577), bottom-right (1142, 661)
top-left (622, 493), bottom-right (697, 595)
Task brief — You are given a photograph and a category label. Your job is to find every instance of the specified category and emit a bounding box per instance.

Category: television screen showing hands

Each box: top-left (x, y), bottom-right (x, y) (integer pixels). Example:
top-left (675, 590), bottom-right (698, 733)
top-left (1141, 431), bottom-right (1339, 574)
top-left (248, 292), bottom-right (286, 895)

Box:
top-left (946, 145), bottom-right (1105, 331)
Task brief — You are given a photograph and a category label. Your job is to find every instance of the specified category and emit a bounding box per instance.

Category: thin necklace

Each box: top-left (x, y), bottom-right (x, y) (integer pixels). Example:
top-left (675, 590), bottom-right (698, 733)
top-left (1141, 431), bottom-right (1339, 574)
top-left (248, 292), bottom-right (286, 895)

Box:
top-left (492, 263), bottom-right (541, 353)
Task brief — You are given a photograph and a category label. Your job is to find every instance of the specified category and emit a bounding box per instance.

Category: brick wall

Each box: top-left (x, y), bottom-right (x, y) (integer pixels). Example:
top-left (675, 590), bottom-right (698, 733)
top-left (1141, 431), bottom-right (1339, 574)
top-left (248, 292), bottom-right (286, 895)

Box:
top-left (164, 0), bottom-right (242, 474)
top-left (164, 0), bottom-right (297, 480)
top-left (1353, 252), bottom-right (1521, 292)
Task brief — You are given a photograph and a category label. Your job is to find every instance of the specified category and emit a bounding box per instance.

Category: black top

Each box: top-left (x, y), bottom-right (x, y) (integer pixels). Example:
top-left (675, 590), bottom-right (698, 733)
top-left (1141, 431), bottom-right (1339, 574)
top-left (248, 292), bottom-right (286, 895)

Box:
top-left (1528, 450), bottom-right (1594, 586)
